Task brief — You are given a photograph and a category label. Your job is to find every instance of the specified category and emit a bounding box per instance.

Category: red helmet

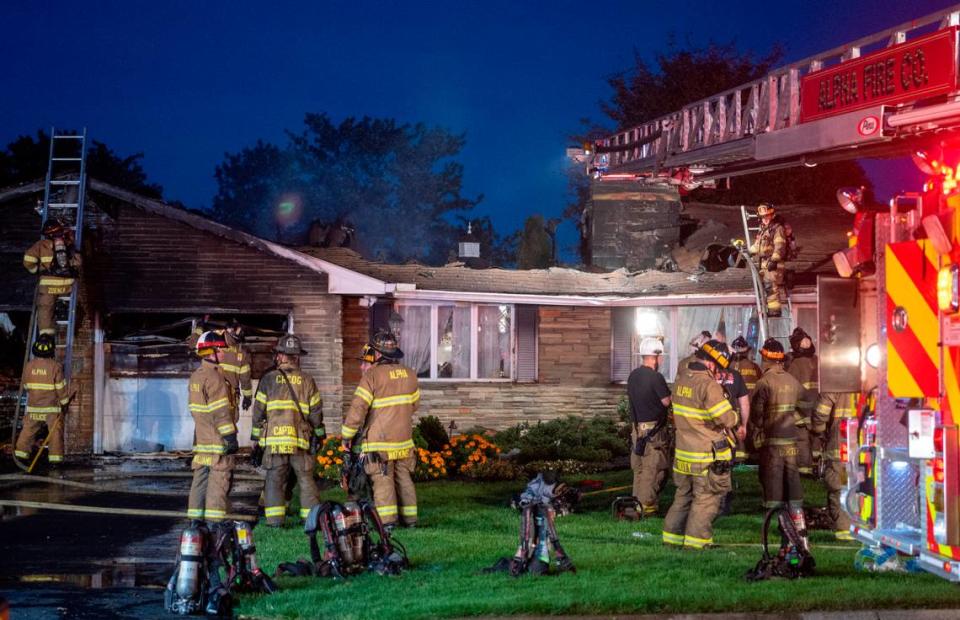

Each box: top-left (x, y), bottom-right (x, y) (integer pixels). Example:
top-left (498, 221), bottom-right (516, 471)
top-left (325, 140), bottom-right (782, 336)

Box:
top-left (196, 330), bottom-right (227, 356)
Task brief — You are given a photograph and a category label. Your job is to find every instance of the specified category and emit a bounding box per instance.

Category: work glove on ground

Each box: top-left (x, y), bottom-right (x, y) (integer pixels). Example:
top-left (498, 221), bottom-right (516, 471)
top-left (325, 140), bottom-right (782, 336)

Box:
top-left (242, 396), bottom-right (252, 410)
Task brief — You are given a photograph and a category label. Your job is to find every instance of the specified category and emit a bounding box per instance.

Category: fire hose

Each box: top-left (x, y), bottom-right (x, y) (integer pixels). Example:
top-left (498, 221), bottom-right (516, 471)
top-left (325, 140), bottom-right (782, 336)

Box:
top-left (0, 499), bottom-right (256, 522)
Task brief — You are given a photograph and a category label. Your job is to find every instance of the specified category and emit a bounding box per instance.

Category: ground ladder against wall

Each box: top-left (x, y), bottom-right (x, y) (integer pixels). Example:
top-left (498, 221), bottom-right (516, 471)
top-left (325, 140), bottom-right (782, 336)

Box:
top-left (738, 206), bottom-right (793, 348)
top-left (11, 128), bottom-right (88, 472)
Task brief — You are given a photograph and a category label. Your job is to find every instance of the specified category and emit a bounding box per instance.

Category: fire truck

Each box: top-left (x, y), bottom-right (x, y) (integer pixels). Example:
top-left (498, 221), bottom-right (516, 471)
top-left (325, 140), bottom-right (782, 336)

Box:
top-left (588, 5), bottom-right (960, 580)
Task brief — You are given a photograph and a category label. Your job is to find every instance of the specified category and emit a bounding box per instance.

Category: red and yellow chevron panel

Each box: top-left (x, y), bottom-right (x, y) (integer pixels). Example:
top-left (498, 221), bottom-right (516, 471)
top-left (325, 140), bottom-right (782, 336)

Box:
top-left (886, 241), bottom-right (941, 397)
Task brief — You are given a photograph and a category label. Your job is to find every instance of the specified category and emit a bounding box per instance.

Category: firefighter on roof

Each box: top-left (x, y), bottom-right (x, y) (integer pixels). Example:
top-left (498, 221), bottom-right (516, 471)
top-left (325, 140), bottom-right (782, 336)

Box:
top-left (811, 391), bottom-right (858, 540)
top-left (22, 219), bottom-right (82, 337)
top-left (663, 339), bottom-right (739, 550)
top-left (787, 328), bottom-right (820, 476)
top-left (14, 334), bottom-right (75, 468)
top-left (187, 331), bottom-right (239, 523)
top-left (251, 334), bottom-right (324, 526)
top-left (342, 330), bottom-right (420, 528)
top-left (219, 319), bottom-right (253, 416)
top-left (749, 204), bottom-right (787, 317)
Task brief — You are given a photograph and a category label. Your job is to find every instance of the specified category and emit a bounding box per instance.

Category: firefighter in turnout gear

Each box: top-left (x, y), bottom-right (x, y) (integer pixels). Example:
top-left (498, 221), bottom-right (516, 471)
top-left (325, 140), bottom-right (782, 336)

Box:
top-left (342, 330), bottom-right (420, 528)
top-left (663, 340), bottom-right (739, 550)
top-left (14, 334), bottom-right (75, 467)
top-left (730, 336), bottom-right (762, 394)
top-left (22, 219), bottom-right (82, 336)
top-left (751, 339), bottom-right (804, 513)
top-left (811, 391), bottom-right (858, 540)
top-left (187, 331), bottom-right (239, 523)
top-left (219, 319), bottom-right (253, 416)
top-left (251, 334), bottom-right (324, 526)
top-left (787, 328), bottom-right (819, 476)
top-left (677, 331), bottom-right (712, 375)
top-left (626, 337), bottom-right (672, 516)
top-left (749, 204), bottom-right (787, 317)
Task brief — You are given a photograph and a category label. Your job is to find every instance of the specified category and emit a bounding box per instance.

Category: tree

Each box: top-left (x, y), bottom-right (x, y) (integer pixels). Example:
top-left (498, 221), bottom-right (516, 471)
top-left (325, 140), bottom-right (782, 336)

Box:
top-left (516, 215), bottom-right (553, 269)
top-left (0, 130), bottom-right (163, 198)
top-left (212, 114), bottom-right (481, 264)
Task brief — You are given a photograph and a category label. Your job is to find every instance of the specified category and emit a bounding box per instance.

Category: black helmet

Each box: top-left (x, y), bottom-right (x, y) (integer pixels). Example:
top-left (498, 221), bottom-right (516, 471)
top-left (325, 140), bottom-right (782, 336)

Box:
top-left (695, 339), bottom-right (730, 369)
top-left (731, 336), bottom-right (751, 354)
top-left (42, 218), bottom-right (67, 238)
top-left (32, 334), bottom-right (56, 358)
top-left (789, 328), bottom-right (815, 356)
top-left (760, 338), bottom-right (786, 361)
top-left (275, 333), bottom-right (308, 356)
top-left (371, 329), bottom-right (404, 360)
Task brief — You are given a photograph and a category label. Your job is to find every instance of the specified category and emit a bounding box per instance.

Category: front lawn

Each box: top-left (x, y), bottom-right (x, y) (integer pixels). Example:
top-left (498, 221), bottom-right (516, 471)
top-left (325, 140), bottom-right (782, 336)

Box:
top-left (238, 470), bottom-right (960, 619)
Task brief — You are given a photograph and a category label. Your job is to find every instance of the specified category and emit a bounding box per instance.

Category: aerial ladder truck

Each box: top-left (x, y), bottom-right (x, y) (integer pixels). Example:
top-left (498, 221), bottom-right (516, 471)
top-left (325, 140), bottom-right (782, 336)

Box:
top-left (586, 5), bottom-right (960, 580)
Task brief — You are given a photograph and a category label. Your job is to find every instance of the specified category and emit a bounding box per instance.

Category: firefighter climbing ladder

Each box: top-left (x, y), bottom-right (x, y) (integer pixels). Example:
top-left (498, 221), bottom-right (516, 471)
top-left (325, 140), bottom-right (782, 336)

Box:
top-left (739, 205), bottom-right (793, 349)
top-left (11, 128), bottom-right (88, 472)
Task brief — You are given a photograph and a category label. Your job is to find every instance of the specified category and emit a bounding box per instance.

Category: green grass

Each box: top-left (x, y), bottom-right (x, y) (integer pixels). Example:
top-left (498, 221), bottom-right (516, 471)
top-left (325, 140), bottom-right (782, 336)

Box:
top-left (238, 470), bottom-right (960, 620)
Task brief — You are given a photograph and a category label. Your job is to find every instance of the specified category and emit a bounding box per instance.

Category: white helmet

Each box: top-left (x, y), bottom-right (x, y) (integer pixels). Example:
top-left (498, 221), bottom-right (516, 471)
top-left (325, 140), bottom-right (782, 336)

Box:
top-left (639, 337), bottom-right (664, 357)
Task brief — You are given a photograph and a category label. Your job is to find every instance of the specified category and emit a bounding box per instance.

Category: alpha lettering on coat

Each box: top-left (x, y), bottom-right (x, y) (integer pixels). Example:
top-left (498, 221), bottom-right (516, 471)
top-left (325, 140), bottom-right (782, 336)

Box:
top-left (31, 368), bottom-right (48, 376)
top-left (675, 385), bottom-right (693, 398)
top-left (190, 383), bottom-right (201, 392)
top-left (389, 368), bottom-right (409, 380)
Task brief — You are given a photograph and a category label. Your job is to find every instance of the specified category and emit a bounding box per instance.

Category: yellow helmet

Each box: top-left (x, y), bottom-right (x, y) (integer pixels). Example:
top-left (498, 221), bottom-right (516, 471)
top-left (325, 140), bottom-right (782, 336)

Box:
top-left (757, 203), bottom-right (776, 217)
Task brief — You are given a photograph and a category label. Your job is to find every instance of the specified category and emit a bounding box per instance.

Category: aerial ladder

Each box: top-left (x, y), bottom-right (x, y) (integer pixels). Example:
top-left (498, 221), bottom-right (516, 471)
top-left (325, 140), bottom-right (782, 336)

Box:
top-left (581, 4), bottom-right (960, 582)
top-left (11, 128), bottom-right (88, 472)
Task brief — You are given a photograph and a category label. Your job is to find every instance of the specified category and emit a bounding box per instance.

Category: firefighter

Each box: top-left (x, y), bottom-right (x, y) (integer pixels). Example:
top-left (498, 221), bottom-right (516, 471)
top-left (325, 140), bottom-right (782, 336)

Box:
top-left (22, 219), bottom-right (82, 336)
top-left (730, 336), bottom-right (762, 394)
top-left (811, 391), bottom-right (858, 540)
top-left (186, 331), bottom-right (239, 523)
top-left (219, 319), bottom-right (253, 418)
top-left (251, 333), bottom-right (324, 527)
top-left (750, 339), bottom-right (805, 532)
top-left (341, 330), bottom-right (420, 528)
top-left (662, 339), bottom-right (739, 550)
top-left (677, 330), bottom-right (712, 374)
top-left (749, 203), bottom-right (787, 317)
top-left (787, 328), bottom-right (819, 476)
top-left (626, 337), bottom-right (672, 517)
top-left (14, 334), bottom-right (75, 468)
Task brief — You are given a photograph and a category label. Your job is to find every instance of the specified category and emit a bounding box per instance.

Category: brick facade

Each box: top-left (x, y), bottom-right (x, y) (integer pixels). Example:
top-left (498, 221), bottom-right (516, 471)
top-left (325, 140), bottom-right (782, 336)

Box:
top-left (2, 195), bottom-right (343, 454)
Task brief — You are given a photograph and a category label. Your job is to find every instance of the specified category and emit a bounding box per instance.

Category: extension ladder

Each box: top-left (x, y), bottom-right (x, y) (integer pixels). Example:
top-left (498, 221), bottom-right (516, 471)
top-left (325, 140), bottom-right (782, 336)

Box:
top-left (11, 128), bottom-right (88, 471)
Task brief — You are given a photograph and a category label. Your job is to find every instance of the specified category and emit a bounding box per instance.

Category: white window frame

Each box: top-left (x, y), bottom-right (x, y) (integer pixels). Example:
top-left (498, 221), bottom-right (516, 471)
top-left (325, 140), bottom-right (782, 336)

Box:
top-left (397, 301), bottom-right (516, 382)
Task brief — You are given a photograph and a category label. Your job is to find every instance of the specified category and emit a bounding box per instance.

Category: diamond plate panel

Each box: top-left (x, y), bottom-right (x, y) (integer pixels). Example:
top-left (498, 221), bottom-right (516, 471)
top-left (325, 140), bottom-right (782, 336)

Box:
top-left (878, 459), bottom-right (921, 530)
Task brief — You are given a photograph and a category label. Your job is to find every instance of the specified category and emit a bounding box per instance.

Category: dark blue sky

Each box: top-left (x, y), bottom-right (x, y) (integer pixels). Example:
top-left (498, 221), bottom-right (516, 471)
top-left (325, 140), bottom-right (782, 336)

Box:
top-left (1, 0), bottom-right (952, 254)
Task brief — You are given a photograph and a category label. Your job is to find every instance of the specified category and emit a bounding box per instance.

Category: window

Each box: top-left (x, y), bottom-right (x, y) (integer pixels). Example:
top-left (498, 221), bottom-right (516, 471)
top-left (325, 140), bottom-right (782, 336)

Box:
top-left (397, 303), bottom-right (519, 381)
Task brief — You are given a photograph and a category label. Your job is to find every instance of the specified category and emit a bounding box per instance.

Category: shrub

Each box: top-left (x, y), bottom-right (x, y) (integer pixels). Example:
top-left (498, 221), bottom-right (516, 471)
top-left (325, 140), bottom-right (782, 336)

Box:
top-left (416, 415), bottom-right (450, 452)
top-left (523, 459), bottom-right (603, 476)
top-left (447, 433), bottom-right (501, 475)
top-left (461, 458), bottom-right (524, 481)
top-left (493, 416), bottom-right (628, 465)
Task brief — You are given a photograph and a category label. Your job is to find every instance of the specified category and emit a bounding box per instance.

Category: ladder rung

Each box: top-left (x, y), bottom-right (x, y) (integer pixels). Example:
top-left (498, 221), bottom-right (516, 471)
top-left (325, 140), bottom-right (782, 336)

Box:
top-left (48, 203), bottom-right (78, 208)
top-left (56, 320), bottom-right (70, 325)
top-left (55, 344), bottom-right (67, 348)
top-left (53, 135), bottom-right (84, 139)
top-left (52, 158), bottom-right (82, 162)
top-left (50, 180), bottom-right (81, 186)
top-left (57, 296), bottom-right (72, 301)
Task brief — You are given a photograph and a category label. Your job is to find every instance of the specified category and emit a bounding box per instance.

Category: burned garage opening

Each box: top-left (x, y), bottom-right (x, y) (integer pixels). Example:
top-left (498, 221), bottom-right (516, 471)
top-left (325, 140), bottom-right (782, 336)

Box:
top-left (101, 313), bottom-right (287, 454)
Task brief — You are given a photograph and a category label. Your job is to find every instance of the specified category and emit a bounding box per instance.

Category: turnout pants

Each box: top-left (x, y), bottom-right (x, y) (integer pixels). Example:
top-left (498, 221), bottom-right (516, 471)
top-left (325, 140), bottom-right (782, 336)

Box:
top-left (365, 453), bottom-right (417, 526)
top-left (759, 443), bottom-right (803, 509)
top-left (662, 468), bottom-right (730, 549)
top-left (14, 412), bottom-right (64, 463)
top-left (824, 458), bottom-right (851, 538)
top-left (760, 261), bottom-right (786, 314)
top-left (188, 457), bottom-right (234, 522)
top-left (36, 292), bottom-right (58, 336)
top-left (630, 425), bottom-right (669, 514)
top-left (263, 452), bottom-right (320, 525)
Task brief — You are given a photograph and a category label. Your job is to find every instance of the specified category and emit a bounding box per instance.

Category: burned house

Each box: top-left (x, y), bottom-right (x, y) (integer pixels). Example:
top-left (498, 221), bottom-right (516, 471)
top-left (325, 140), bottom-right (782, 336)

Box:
top-left (0, 180), bottom-right (848, 456)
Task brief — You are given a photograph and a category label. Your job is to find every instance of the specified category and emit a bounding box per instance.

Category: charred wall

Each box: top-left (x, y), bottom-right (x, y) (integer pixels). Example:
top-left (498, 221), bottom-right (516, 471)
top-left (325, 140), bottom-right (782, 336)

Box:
top-left (589, 181), bottom-right (681, 271)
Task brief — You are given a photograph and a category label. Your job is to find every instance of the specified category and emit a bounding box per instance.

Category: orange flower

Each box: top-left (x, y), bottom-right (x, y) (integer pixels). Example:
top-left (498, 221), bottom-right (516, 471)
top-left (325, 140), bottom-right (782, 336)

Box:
top-left (335, 458), bottom-right (343, 464)
top-left (326, 450), bottom-right (334, 456)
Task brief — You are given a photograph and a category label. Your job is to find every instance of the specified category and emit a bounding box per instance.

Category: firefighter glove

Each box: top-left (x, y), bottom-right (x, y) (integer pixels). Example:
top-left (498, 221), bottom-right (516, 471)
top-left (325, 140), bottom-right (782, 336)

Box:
top-left (251, 444), bottom-right (264, 468)
top-left (766, 260), bottom-right (778, 271)
top-left (242, 395), bottom-right (252, 410)
top-left (309, 434), bottom-right (321, 456)
top-left (223, 433), bottom-right (239, 455)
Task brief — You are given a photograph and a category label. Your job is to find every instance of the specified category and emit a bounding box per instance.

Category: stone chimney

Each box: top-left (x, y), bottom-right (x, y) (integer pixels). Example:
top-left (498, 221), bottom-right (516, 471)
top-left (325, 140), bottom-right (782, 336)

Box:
top-left (588, 179), bottom-right (681, 271)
